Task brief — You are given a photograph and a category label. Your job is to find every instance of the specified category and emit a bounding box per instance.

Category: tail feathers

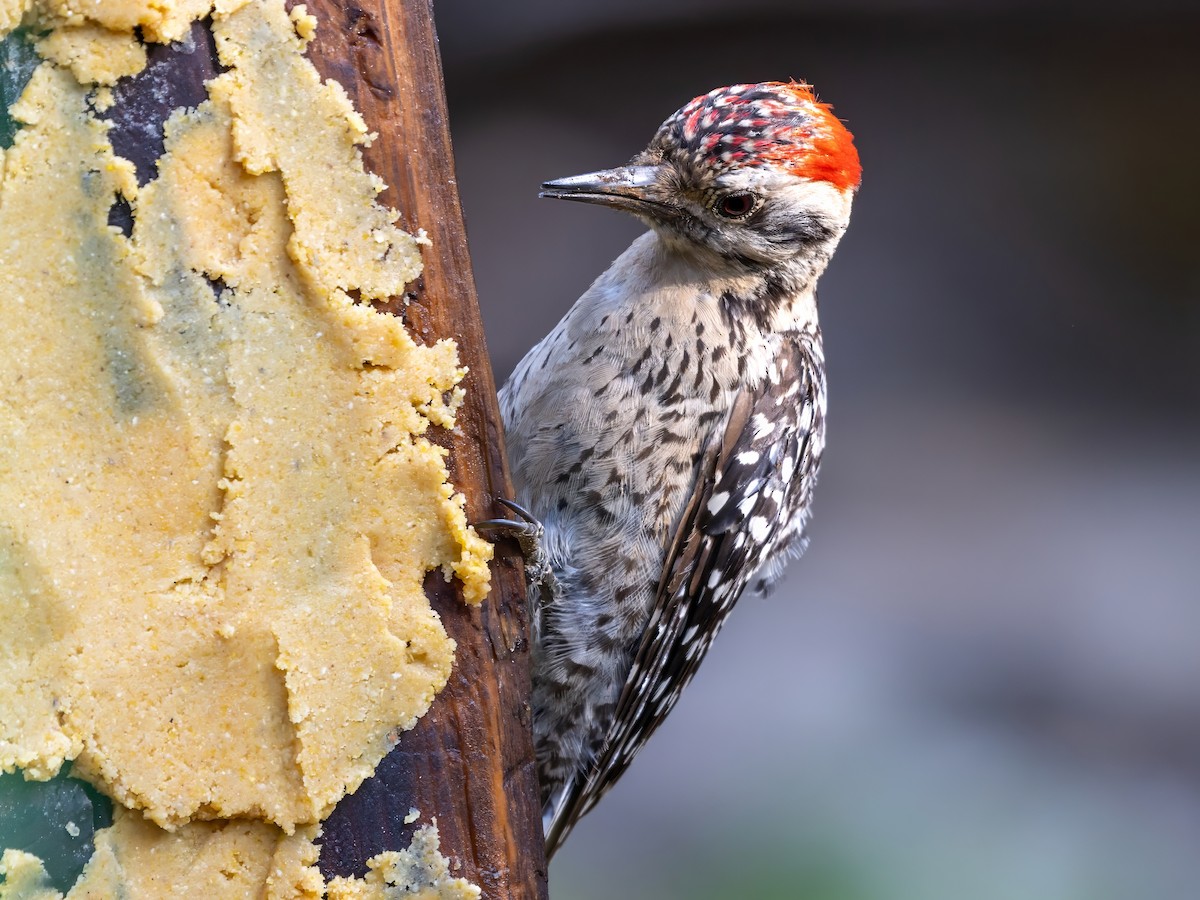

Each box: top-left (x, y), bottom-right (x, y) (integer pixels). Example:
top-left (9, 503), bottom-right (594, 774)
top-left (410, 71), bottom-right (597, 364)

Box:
top-left (541, 777), bottom-right (578, 862)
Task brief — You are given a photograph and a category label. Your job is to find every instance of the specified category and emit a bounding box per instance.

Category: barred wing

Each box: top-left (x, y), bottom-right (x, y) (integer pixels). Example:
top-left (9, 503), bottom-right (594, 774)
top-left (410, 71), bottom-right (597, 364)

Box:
top-left (544, 334), bottom-right (825, 858)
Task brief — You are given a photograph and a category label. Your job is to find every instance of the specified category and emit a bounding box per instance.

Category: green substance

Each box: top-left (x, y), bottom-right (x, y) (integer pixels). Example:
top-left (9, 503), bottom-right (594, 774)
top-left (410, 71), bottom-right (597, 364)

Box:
top-left (0, 29), bottom-right (39, 149)
top-left (0, 767), bottom-right (112, 893)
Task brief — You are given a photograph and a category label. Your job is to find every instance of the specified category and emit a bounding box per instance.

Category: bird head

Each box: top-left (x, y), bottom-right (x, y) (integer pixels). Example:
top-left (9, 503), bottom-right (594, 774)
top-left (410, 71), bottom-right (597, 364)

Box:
top-left (541, 82), bottom-right (860, 272)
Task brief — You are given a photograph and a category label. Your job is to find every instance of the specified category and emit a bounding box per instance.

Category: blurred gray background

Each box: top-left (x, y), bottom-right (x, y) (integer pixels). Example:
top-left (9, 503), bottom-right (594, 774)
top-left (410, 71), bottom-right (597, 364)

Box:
top-left (435, 3), bottom-right (1200, 897)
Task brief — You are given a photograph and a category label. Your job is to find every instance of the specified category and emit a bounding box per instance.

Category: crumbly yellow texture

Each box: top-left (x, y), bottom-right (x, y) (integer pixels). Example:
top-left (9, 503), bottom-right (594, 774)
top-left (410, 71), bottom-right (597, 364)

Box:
top-left (0, 850), bottom-right (58, 900)
top-left (35, 24), bottom-right (145, 85)
top-left (2, 809), bottom-right (326, 899)
top-left (1, 814), bottom-right (476, 900)
top-left (326, 822), bottom-right (481, 900)
top-left (1, 0), bottom-right (489, 896)
top-left (0, 1), bottom-right (31, 34)
top-left (33, 0), bottom-right (214, 43)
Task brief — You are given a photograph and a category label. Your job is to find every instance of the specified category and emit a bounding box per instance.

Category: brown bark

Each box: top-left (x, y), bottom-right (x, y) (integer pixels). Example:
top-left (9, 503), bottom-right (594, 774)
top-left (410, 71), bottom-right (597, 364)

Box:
top-left (108, 3), bottom-right (547, 896)
top-left (297, 1), bottom-right (548, 895)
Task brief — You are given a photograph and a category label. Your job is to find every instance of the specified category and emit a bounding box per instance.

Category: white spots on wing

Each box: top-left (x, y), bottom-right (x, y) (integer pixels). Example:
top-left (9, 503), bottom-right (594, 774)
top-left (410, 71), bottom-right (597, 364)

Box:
top-left (752, 413), bottom-right (774, 440)
top-left (737, 449), bottom-right (760, 465)
top-left (738, 494), bottom-right (757, 516)
top-left (707, 491), bottom-right (730, 515)
top-left (707, 569), bottom-right (723, 589)
top-left (798, 402), bottom-right (814, 432)
top-left (749, 515), bottom-right (770, 542)
top-left (781, 454), bottom-right (795, 484)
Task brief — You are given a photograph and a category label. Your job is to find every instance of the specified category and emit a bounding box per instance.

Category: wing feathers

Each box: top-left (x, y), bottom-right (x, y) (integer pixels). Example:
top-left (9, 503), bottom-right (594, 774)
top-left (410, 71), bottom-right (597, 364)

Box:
top-left (543, 336), bottom-right (824, 859)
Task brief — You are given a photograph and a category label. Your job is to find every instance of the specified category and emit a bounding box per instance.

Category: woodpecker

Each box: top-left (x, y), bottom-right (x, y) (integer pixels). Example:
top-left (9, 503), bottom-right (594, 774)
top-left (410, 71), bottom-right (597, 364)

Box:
top-left (495, 81), bottom-right (861, 859)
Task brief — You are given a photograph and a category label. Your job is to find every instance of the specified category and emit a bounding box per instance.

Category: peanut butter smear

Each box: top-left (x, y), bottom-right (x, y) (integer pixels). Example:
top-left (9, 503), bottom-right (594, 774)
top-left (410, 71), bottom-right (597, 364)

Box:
top-left (0, 0), bottom-right (489, 895)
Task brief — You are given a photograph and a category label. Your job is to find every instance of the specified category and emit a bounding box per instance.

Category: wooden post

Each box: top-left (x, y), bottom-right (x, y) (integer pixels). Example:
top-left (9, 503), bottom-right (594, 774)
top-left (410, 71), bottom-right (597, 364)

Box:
top-left (296, 2), bottom-right (548, 895)
top-left (106, 3), bottom-right (547, 895)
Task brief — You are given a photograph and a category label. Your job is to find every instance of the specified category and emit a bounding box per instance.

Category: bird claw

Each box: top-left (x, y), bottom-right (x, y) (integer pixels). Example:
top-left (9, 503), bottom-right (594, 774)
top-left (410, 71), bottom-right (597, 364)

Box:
top-left (477, 497), bottom-right (540, 537)
top-left (476, 498), bottom-right (552, 588)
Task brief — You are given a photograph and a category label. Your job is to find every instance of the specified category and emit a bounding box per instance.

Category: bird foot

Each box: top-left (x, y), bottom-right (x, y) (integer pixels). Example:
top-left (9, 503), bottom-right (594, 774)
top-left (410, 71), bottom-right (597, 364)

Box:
top-left (476, 498), bottom-right (553, 588)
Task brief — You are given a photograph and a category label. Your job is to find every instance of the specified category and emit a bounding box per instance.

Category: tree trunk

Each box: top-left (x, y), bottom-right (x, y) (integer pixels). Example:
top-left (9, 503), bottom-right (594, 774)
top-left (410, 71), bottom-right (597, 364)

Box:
top-left (108, 2), bottom-right (546, 895)
top-left (296, 1), bottom-right (548, 895)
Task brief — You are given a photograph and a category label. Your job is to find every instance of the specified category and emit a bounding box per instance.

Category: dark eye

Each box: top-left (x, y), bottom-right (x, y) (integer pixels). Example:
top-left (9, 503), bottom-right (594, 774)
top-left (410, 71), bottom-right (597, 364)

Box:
top-left (714, 192), bottom-right (757, 219)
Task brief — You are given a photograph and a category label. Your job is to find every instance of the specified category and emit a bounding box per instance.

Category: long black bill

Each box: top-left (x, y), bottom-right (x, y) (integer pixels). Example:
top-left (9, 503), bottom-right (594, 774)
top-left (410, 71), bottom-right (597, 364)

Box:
top-left (539, 165), bottom-right (673, 219)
